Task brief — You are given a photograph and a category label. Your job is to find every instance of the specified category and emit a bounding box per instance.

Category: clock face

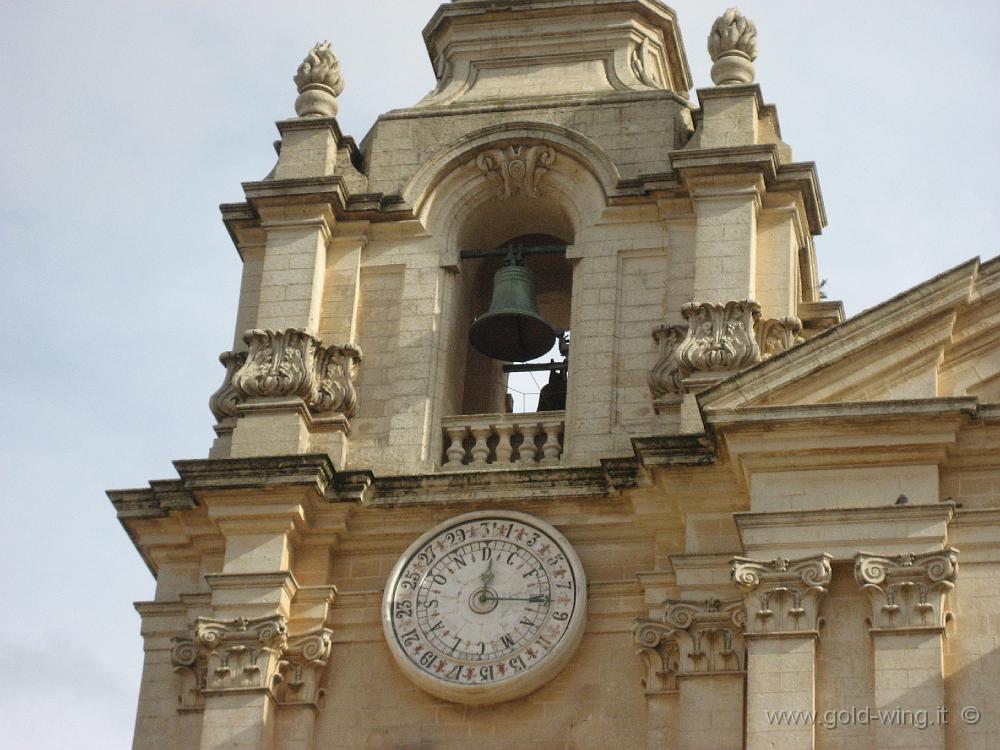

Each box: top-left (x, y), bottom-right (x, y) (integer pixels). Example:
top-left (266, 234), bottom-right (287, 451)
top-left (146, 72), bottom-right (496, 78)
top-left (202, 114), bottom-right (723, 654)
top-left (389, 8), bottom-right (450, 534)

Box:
top-left (381, 510), bottom-right (586, 704)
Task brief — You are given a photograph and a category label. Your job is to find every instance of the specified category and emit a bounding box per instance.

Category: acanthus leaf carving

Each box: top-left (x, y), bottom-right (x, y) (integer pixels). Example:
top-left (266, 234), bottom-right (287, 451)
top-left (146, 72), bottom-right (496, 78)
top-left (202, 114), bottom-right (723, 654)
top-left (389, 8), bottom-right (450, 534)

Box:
top-left (755, 316), bottom-right (804, 360)
top-left (223, 328), bottom-right (362, 419)
top-left (475, 144), bottom-right (556, 199)
top-left (676, 300), bottom-right (761, 374)
top-left (648, 302), bottom-right (805, 401)
top-left (855, 549), bottom-right (958, 632)
top-left (313, 344), bottom-right (363, 418)
top-left (233, 328), bottom-right (320, 402)
top-left (208, 350), bottom-right (248, 422)
top-left (648, 324), bottom-right (687, 398)
top-left (731, 554), bottom-right (832, 636)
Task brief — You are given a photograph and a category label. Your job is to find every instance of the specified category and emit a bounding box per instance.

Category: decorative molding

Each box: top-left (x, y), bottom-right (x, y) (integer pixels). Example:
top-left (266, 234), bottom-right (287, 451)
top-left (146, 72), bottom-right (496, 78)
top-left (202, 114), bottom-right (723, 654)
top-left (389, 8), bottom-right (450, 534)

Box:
top-left (755, 316), bottom-right (804, 360)
top-left (475, 144), bottom-right (556, 199)
top-left (294, 42), bottom-right (345, 118)
top-left (196, 615), bottom-right (289, 693)
top-left (731, 554), bottom-right (832, 637)
top-left (855, 549), bottom-right (959, 633)
top-left (634, 598), bottom-right (744, 689)
top-left (633, 620), bottom-right (679, 694)
top-left (648, 303), bottom-right (804, 399)
top-left (314, 344), bottom-right (363, 418)
top-left (677, 300), bottom-right (761, 373)
top-left (233, 329), bottom-right (320, 401)
top-left (276, 627), bottom-right (335, 707)
top-left (208, 350), bottom-right (247, 422)
top-left (708, 8), bottom-right (758, 86)
top-left (648, 324), bottom-right (686, 399)
top-left (225, 328), bottom-right (362, 418)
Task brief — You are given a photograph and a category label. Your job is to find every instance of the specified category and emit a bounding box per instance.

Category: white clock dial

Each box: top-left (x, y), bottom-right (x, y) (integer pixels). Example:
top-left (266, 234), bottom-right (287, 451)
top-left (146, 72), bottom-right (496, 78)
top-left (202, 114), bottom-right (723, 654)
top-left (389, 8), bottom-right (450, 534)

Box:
top-left (382, 510), bottom-right (586, 704)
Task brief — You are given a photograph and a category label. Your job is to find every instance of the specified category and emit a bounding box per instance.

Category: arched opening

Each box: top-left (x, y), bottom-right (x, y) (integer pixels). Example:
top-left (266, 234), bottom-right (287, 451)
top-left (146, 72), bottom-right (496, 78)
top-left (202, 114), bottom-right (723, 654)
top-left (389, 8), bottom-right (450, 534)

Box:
top-left (460, 233), bottom-right (573, 415)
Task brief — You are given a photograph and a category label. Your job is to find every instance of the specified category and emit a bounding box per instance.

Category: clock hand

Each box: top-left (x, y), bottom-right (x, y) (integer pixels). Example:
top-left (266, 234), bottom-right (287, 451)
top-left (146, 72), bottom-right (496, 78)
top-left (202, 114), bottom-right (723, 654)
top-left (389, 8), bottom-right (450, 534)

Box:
top-left (480, 559), bottom-right (495, 588)
top-left (482, 594), bottom-right (550, 604)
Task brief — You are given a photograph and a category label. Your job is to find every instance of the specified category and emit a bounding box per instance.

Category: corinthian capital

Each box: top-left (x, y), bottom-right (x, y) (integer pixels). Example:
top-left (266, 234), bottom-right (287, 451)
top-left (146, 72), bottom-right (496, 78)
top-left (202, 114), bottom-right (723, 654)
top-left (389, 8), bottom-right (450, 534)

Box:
top-left (314, 344), bottom-right (363, 418)
top-left (731, 554), bottom-right (832, 636)
top-left (276, 627), bottom-right (335, 706)
top-left (855, 550), bottom-right (958, 632)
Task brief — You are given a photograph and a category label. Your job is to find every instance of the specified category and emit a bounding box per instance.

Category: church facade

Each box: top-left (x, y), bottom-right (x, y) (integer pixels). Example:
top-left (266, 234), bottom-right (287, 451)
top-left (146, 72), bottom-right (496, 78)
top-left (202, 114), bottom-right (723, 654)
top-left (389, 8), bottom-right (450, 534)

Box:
top-left (109, 2), bottom-right (1000, 749)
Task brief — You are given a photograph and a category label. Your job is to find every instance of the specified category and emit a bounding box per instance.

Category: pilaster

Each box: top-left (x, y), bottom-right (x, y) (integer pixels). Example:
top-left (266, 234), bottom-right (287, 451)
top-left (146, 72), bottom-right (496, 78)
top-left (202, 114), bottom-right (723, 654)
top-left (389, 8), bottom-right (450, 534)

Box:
top-left (855, 549), bottom-right (959, 750)
top-left (634, 598), bottom-right (745, 750)
top-left (732, 554), bottom-right (833, 750)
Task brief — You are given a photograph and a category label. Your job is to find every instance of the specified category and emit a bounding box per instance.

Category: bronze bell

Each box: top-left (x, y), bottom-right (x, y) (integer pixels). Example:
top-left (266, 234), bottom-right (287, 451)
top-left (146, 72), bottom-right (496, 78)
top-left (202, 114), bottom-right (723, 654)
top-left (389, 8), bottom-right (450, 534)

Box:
top-left (469, 252), bottom-right (556, 362)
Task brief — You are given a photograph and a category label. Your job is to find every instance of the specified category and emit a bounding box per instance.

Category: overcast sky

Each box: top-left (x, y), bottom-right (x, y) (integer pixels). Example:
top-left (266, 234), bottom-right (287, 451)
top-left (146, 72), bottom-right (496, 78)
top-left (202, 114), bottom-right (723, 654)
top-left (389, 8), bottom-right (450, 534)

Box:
top-left (1, 1), bottom-right (998, 747)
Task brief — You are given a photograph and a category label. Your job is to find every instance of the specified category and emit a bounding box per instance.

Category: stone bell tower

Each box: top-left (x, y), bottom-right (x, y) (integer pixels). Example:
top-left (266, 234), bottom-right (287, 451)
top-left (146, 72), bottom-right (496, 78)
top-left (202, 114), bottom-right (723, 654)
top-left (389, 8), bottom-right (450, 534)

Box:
top-left (108, 2), bottom-right (1000, 749)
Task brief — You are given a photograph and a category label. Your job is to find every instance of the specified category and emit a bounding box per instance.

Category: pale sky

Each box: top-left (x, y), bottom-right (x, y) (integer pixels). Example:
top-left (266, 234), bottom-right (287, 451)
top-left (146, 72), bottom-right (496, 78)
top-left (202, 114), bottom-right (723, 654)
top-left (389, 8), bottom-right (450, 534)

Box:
top-left (1, 1), bottom-right (998, 747)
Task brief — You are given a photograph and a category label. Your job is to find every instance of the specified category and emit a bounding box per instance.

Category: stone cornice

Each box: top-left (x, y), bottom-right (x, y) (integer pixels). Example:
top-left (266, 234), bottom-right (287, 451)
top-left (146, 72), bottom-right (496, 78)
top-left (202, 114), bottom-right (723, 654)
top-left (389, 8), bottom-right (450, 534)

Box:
top-left (698, 257), bottom-right (981, 411)
top-left (705, 397), bottom-right (980, 430)
top-left (631, 434), bottom-right (716, 467)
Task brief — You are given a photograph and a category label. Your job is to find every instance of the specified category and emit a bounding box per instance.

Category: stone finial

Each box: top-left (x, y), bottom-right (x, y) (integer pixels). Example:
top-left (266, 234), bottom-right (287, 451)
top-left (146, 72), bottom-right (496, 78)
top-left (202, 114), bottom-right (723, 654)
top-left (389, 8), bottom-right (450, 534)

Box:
top-left (708, 8), bottom-right (758, 85)
top-left (294, 41), bottom-right (345, 118)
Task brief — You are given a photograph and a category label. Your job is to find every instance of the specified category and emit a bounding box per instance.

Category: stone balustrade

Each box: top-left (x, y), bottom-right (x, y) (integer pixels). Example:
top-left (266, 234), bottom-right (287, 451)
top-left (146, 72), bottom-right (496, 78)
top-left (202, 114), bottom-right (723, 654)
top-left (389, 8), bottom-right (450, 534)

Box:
top-left (441, 412), bottom-right (565, 469)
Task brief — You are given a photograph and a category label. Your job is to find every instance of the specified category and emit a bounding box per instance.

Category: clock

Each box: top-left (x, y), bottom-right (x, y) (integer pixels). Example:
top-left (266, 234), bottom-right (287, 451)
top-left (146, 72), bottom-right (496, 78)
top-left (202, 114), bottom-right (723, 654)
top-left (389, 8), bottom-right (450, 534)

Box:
top-left (381, 510), bottom-right (587, 704)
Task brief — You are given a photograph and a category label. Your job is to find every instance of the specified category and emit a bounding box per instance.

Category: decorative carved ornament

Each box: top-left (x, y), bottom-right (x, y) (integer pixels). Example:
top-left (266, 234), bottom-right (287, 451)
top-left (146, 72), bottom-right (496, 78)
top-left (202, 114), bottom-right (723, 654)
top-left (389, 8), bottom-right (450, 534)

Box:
top-left (634, 598), bottom-right (745, 693)
top-left (855, 549), bottom-right (958, 633)
top-left (208, 350), bottom-right (247, 422)
top-left (211, 328), bottom-right (363, 423)
top-left (476, 144), bottom-right (556, 199)
top-left (731, 554), bottom-right (832, 637)
top-left (648, 301), bottom-right (804, 399)
top-left (708, 8), bottom-right (758, 86)
top-left (170, 615), bottom-right (334, 709)
top-left (294, 41), bottom-right (345, 118)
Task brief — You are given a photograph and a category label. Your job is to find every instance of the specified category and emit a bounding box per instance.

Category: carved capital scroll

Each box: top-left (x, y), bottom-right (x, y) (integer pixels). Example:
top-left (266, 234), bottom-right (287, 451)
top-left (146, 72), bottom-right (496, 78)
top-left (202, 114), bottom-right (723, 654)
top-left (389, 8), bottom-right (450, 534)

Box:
top-left (755, 316), bottom-right (804, 360)
top-left (634, 598), bottom-right (745, 688)
top-left (731, 554), bottom-right (832, 636)
top-left (855, 549), bottom-right (958, 633)
top-left (194, 615), bottom-right (289, 693)
top-left (475, 144), bottom-right (556, 199)
top-left (208, 350), bottom-right (248, 422)
top-left (276, 627), bottom-right (335, 707)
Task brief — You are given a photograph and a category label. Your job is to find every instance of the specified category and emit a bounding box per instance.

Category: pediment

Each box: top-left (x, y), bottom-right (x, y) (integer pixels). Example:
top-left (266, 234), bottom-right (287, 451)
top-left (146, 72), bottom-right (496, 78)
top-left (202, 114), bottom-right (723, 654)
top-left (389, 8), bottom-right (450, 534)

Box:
top-left (699, 256), bottom-right (1000, 411)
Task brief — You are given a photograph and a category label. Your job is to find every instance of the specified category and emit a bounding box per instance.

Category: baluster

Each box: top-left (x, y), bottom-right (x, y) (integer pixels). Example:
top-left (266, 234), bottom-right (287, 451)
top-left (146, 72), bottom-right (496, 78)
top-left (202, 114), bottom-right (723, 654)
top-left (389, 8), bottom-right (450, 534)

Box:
top-left (517, 423), bottom-right (539, 466)
top-left (443, 426), bottom-right (468, 469)
top-left (539, 421), bottom-right (563, 465)
top-left (494, 424), bottom-right (515, 465)
top-left (470, 427), bottom-right (491, 467)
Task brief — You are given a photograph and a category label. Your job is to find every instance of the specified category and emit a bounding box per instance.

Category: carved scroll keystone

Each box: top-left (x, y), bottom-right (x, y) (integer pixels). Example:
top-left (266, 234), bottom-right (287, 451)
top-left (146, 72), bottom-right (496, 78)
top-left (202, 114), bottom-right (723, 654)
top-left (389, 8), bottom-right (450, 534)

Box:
top-left (475, 144), bottom-right (556, 199)
top-left (634, 598), bottom-right (745, 689)
top-left (731, 554), bottom-right (832, 637)
top-left (855, 549), bottom-right (958, 633)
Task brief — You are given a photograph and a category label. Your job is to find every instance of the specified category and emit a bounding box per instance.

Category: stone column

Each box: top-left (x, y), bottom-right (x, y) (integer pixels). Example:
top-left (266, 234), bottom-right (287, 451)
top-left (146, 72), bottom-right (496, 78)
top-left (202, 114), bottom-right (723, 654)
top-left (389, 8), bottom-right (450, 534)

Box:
top-left (855, 549), bottom-right (958, 750)
top-left (635, 599), bottom-right (745, 750)
top-left (732, 554), bottom-right (833, 750)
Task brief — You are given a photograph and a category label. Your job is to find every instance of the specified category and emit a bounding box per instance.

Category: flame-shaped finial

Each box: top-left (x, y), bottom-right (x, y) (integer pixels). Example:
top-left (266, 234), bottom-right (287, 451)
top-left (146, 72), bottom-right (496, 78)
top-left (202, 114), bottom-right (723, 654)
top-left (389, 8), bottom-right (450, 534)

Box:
top-left (293, 42), bottom-right (345, 118)
top-left (708, 8), bottom-right (758, 86)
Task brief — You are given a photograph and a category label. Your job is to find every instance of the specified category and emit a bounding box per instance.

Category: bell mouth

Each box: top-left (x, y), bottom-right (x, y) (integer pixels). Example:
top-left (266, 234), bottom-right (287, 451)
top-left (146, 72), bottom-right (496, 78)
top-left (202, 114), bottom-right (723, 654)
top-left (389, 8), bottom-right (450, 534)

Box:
top-left (469, 312), bottom-right (556, 362)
